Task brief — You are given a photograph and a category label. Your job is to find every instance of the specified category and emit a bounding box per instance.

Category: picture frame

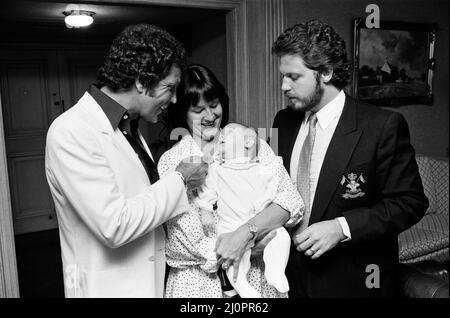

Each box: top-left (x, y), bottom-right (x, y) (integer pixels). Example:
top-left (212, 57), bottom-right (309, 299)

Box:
top-left (352, 18), bottom-right (438, 106)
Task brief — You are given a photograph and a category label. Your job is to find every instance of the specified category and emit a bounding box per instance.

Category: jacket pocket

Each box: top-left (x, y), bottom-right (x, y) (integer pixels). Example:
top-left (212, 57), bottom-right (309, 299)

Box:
top-left (333, 163), bottom-right (372, 209)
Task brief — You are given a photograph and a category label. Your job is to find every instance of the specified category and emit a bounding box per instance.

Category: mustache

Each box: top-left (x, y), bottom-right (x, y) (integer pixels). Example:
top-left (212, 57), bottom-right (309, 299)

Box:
top-left (284, 92), bottom-right (296, 98)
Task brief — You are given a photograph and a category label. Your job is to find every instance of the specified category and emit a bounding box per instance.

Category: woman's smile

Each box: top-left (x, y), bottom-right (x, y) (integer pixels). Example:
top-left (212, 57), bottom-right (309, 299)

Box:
top-left (202, 121), bottom-right (217, 128)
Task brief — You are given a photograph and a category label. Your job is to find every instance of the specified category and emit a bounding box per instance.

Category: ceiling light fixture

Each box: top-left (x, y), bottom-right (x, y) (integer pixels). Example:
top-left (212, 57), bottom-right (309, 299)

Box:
top-left (63, 10), bottom-right (95, 28)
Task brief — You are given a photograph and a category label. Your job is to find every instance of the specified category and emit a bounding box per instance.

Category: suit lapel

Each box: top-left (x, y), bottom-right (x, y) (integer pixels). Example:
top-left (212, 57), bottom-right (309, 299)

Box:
top-left (111, 130), bottom-right (150, 184)
top-left (287, 115), bottom-right (304, 172)
top-left (309, 96), bottom-right (362, 225)
top-left (280, 110), bottom-right (304, 174)
top-left (80, 93), bottom-right (150, 186)
top-left (137, 130), bottom-right (155, 161)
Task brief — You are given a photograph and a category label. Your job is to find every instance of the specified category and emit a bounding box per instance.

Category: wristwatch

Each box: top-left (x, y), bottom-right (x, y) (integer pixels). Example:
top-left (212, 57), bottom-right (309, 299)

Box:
top-left (246, 222), bottom-right (258, 240)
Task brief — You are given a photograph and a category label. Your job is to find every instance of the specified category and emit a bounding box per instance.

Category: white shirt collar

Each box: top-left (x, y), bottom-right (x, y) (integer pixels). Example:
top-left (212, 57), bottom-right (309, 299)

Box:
top-left (305, 90), bottom-right (346, 130)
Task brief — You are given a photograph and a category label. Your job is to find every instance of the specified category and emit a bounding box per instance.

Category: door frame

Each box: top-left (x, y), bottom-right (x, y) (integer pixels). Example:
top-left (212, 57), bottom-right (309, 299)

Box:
top-left (86, 0), bottom-right (250, 123)
top-left (0, 0), bottom-right (286, 297)
top-left (0, 96), bottom-right (19, 297)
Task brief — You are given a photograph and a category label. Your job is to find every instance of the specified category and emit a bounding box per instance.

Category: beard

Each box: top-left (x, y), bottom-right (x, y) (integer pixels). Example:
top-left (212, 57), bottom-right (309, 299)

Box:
top-left (288, 73), bottom-right (324, 112)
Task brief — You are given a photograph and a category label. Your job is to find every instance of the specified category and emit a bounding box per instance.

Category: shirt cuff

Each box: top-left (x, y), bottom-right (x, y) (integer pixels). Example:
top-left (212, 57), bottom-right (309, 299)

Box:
top-left (173, 171), bottom-right (186, 185)
top-left (336, 217), bottom-right (351, 242)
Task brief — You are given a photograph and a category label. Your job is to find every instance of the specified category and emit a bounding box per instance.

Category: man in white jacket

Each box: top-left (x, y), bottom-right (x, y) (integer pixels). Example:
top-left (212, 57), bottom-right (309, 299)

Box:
top-left (45, 24), bottom-right (205, 298)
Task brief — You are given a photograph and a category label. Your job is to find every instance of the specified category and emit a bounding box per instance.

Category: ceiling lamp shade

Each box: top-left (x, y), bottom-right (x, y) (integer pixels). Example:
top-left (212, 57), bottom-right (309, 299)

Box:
top-left (63, 10), bottom-right (95, 28)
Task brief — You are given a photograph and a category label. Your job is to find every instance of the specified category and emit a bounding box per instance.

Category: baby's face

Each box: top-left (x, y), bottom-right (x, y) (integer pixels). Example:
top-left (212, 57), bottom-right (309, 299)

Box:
top-left (219, 124), bottom-right (256, 160)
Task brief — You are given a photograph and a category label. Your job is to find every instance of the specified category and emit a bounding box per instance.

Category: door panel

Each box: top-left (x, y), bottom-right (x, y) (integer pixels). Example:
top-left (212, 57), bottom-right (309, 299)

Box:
top-left (58, 48), bottom-right (108, 109)
top-left (0, 47), bottom-right (107, 234)
top-left (9, 154), bottom-right (56, 234)
top-left (4, 65), bottom-right (49, 133)
top-left (0, 49), bottom-right (60, 234)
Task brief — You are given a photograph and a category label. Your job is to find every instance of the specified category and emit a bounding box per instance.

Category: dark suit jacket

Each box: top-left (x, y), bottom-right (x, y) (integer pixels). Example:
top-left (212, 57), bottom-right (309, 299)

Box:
top-left (272, 95), bottom-right (428, 297)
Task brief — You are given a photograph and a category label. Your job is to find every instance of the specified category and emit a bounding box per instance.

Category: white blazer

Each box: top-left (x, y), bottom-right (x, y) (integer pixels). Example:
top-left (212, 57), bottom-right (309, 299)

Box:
top-left (45, 92), bottom-right (189, 298)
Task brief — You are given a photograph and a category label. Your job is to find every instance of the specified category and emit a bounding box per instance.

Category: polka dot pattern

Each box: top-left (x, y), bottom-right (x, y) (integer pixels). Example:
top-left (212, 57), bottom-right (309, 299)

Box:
top-left (158, 134), bottom-right (303, 298)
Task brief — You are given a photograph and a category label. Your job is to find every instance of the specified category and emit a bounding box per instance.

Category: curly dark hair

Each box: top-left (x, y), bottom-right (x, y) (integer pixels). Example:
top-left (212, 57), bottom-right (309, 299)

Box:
top-left (97, 24), bottom-right (187, 91)
top-left (168, 64), bottom-right (229, 130)
top-left (272, 19), bottom-right (350, 90)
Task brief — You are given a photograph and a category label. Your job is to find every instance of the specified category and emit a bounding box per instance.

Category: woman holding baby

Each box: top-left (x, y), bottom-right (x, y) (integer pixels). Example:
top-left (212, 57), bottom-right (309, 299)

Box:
top-left (157, 64), bottom-right (304, 298)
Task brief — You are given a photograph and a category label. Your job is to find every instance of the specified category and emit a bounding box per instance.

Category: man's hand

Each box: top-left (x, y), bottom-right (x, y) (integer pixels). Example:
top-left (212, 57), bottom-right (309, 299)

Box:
top-left (292, 220), bottom-right (345, 259)
top-left (250, 230), bottom-right (277, 258)
top-left (175, 156), bottom-right (208, 194)
top-left (215, 226), bottom-right (253, 282)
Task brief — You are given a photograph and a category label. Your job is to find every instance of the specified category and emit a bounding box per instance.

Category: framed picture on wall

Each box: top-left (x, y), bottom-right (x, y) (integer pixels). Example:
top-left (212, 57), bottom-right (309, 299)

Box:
top-left (352, 18), bottom-right (438, 106)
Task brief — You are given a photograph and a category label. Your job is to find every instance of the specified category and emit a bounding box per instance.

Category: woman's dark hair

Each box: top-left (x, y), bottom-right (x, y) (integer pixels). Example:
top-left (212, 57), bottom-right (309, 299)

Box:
top-left (97, 24), bottom-right (187, 91)
top-left (168, 64), bottom-right (229, 130)
top-left (272, 19), bottom-right (350, 90)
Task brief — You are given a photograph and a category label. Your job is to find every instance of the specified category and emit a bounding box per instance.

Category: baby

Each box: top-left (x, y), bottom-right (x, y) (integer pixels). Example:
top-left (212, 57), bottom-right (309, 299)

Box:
top-left (195, 123), bottom-right (291, 298)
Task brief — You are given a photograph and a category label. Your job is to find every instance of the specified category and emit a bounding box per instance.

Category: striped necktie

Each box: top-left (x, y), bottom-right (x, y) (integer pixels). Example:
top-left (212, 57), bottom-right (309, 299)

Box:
top-left (296, 112), bottom-right (318, 232)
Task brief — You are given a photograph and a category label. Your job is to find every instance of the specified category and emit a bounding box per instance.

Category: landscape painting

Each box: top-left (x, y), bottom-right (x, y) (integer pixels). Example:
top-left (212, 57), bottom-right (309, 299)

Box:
top-left (352, 19), bottom-right (437, 106)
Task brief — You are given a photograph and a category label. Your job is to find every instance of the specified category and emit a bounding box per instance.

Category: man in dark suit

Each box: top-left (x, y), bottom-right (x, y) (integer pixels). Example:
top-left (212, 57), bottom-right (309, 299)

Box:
top-left (272, 20), bottom-right (428, 297)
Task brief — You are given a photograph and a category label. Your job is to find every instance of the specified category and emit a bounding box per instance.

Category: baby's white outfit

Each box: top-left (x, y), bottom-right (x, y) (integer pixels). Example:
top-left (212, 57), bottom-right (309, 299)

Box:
top-left (196, 156), bottom-right (291, 298)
